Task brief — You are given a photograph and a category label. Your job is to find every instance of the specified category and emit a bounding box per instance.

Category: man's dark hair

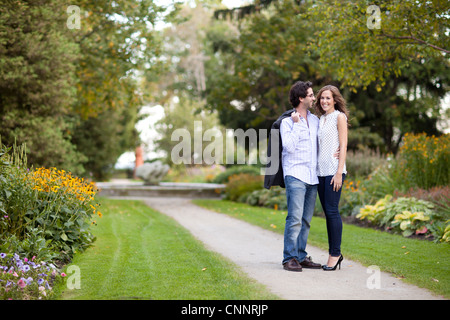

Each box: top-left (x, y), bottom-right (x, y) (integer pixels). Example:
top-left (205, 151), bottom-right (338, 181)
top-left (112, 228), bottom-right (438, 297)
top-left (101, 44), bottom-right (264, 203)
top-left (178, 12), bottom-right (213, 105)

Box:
top-left (289, 81), bottom-right (312, 108)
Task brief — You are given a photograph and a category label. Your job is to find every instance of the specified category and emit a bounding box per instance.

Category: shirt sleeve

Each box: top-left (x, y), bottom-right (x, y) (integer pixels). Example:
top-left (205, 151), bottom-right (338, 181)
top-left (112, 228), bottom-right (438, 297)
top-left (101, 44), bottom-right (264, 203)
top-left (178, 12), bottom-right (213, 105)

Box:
top-left (280, 118), bottom-right (301, 154)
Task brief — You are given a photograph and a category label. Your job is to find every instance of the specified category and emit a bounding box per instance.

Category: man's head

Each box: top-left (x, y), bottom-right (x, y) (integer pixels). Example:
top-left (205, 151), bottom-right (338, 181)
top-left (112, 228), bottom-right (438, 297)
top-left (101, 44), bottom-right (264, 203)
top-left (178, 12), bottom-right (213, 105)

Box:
top-left (289, 81), bottom-right (315, 109)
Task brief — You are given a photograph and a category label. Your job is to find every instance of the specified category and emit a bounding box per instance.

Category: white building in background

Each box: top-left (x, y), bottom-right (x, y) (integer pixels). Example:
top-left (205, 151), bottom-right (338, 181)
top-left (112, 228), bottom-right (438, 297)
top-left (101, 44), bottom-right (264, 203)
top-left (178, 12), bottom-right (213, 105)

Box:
top-left (115, 105), bottom-right (165, 170)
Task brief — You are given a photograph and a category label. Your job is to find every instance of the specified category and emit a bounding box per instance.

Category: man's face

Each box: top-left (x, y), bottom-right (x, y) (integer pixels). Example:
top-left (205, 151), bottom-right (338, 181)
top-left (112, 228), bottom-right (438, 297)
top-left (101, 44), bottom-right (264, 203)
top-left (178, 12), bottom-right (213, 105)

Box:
top-left (303, 87), bottom-right (315, 108)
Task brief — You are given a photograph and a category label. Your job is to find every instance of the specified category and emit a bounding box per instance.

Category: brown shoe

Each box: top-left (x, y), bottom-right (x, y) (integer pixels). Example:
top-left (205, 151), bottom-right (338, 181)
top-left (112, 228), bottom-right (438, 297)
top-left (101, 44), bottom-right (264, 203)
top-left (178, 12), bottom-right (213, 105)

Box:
top-left (283, 258), bottom-right (302, 272)
top-left (299, 256), bottom-right (321, 269)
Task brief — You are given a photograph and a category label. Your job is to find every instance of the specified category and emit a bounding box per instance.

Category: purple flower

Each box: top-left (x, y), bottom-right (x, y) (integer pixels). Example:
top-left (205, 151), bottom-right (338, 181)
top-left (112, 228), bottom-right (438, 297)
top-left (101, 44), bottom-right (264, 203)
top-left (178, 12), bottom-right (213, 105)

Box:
top-left (22, 265), bottom-right (30, 272)
top-left (0, 253), bottom-right (6, 259)
top-left (38, 278), bottom-right (44, 285)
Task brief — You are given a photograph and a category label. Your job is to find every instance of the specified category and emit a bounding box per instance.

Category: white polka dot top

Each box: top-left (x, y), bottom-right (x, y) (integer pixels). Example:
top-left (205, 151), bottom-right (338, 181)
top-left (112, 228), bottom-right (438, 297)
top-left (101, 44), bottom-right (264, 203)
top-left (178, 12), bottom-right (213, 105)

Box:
top-left (317, 110), bottom-right (347, 177)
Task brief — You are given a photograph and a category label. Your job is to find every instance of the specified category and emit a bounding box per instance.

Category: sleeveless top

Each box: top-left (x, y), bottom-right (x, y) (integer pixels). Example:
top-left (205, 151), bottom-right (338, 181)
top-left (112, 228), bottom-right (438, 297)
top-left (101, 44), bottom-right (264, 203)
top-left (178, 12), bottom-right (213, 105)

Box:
top-left (317, 110), bottom-right (347, 177)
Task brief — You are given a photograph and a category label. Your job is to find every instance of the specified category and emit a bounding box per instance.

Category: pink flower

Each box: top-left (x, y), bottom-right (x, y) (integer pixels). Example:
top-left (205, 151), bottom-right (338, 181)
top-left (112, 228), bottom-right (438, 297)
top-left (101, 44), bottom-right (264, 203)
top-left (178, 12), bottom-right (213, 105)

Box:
top-left (13, 272), bottom-right (18, 277)
top-left (24, 258), bottom-right (28, 262)
top-left (17, 279), bottom-right (27, 288)
top-left (61, 272), bottom-right (67, 277)
top-left (32, 256), bottom-right (36, 261)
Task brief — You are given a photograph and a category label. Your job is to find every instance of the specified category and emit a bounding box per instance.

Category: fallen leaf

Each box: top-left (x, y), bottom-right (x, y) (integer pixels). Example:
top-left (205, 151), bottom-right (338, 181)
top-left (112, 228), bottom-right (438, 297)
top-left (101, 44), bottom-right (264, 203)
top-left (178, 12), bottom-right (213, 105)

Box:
top-left (431, 278), bottom-right (439, 282)
top-left (202, 267), bottom-right (207, 271)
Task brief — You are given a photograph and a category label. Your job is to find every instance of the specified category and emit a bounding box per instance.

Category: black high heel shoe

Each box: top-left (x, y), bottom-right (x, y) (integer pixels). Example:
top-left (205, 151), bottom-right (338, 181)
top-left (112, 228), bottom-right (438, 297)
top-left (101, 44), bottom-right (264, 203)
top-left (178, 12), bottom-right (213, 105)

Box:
top-left (322, 255), bottom-right (343, 271)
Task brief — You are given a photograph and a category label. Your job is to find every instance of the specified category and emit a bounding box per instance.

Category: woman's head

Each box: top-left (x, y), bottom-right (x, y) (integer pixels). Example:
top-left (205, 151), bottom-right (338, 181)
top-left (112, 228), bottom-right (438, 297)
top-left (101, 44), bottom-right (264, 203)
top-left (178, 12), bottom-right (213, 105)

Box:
top-left (314, 85), bottom-right (349, 119)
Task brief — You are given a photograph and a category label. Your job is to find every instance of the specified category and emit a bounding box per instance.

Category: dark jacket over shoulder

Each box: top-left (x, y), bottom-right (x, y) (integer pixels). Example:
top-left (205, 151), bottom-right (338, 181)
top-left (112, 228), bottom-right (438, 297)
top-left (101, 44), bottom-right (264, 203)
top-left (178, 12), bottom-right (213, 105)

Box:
top-left (264, 109), bottom-right (294, 189)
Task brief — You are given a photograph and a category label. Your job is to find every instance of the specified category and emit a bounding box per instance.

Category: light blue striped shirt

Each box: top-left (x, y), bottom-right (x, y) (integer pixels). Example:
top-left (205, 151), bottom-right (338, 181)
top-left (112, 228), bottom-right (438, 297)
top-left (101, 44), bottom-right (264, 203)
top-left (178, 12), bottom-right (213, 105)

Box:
top-left (280, 110), bottom-right (319, 185)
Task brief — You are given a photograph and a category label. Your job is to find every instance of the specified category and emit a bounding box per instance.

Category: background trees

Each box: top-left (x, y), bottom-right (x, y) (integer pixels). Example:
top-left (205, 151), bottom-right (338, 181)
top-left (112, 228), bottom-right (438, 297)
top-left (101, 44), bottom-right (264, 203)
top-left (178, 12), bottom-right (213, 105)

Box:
top-left (0, 1), bottom-right (84, 172)
top-left (305, 0), bottom-right (449, 153)
top-left (205, 0), bottom-right (449, 154)
top-left (0, 0), bottom-right (166, 179)
top-left (1, 0), bottom-right (448, 178)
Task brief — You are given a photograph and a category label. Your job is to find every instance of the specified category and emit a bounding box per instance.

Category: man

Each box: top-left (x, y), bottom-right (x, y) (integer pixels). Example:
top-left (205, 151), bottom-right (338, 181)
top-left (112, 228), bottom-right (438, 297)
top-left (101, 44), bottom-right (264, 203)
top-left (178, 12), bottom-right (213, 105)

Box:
top-left (280, 81), bottom-right (322, 272)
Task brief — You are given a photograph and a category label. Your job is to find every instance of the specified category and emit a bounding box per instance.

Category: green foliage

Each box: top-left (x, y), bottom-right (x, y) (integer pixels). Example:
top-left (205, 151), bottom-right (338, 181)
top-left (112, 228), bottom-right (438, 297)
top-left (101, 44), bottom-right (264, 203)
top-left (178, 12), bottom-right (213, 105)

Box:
top-left (393, 133), bottom-right (449, 190)
top-left (245, 187), bottom-right (287, 211)
top-left (71, 109), bottom-right (139, 181)
top-left (206, 0), bottom-right (326, 132)
top-left (155, 96), bottom-right (224, 166)
top-left (212, 165), bottom-right (261, 184)
top-left (357, 195), bottom-right (449, 242)
top-left (345, 148), bottom-right (387, 179)
top-left (0, 141), bottom-right (99, 262)
top-left (205, 1), bottom-right (448, 155)
top-left (305, 0), bottom-right (450, 90)
top-left (224, 173), bottom-right (264, 201)
top-left (0, 0), bottom-right (167, 178)
top-left (0, 1), bottom-right (83, 173)
top-left (356, 194), bottom-right (392, 224)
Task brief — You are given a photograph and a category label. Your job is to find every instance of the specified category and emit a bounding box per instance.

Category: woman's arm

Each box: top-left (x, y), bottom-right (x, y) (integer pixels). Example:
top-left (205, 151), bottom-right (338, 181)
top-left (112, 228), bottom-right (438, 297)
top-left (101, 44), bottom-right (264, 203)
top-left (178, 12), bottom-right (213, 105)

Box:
top-left (330, 113), bottom-right (348, 191)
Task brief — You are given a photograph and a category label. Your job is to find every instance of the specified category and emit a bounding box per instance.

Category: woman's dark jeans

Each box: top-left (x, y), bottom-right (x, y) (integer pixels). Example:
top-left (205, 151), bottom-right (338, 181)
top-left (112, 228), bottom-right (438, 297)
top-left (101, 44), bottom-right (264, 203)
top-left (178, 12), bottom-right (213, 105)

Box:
top-left (318, 174), bottom-right (346, 257)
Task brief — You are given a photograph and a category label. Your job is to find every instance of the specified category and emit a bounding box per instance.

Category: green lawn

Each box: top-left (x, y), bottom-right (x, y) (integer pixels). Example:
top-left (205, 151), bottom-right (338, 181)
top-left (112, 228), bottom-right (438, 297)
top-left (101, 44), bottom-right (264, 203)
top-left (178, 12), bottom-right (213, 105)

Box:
top-left (192, 199), bottom-right (450, 299)
top-left (56, 198), bottom-right (278, 300)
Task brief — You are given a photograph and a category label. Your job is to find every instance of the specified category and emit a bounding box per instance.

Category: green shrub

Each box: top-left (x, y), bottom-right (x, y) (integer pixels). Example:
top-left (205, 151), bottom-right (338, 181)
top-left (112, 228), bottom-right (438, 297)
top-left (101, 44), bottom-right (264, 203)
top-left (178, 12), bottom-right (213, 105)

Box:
top-left (346, 148), bottom-right (387, 179)
top-left (212, 165), bottom-right (261, 184)
top-left (394, 133), bottom-right (449, 190)
top-left (394, 186), bottom-right (450, 216)
top-left (0, 142), bottom-right (99, 262)
top-left (224, 173), bottom-right (264, 201)
top-left (245, 187), bottom-right (287, 211)
top-left (357, 195), bottom-right (449, 242)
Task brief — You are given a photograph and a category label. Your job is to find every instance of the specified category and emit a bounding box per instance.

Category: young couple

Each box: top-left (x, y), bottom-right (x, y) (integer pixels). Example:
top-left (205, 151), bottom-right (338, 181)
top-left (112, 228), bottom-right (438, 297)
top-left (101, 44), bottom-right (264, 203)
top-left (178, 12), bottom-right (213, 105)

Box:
top-left (280, 81), bottom-right (348, 272)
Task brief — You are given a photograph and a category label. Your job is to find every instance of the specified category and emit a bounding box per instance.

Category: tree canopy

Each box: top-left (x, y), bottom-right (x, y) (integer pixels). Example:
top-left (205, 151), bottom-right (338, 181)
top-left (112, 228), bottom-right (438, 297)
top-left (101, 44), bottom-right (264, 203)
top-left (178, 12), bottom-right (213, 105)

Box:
top-left (1, 0), bottom-right (448, 176)
top-left (0, 0), bottom-right (167, 179)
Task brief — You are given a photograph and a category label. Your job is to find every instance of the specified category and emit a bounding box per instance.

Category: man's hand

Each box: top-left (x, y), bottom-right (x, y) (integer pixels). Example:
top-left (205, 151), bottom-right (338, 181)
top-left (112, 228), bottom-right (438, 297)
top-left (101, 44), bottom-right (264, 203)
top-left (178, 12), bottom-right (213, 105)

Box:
top-left (291, 111), bottom-right (300, 123)
top-left (334, 146), bottom-right (340, 159)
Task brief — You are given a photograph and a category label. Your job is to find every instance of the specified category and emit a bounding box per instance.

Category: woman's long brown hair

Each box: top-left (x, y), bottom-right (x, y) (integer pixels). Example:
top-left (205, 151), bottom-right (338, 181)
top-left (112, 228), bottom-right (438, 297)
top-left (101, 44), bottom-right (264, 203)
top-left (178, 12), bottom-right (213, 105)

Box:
top-left (314, 85), bottom-right (349, 121)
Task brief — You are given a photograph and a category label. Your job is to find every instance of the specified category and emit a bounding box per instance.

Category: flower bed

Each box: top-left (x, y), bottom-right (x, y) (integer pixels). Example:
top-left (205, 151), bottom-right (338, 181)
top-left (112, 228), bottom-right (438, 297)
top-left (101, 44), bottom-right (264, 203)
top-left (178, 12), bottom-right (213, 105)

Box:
top-left (222, 133), bottom-right (449, 243)
top-left (0, 141), bottom-right (100, 299)
top-left (0, 253), bottom-right (64, 300)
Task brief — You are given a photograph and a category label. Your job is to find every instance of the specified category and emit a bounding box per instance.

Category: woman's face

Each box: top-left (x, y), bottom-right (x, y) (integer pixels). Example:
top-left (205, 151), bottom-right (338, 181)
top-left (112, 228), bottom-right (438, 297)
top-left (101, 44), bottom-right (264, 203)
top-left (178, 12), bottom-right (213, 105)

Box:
top-left (320, 90), bottom-right (335, 114)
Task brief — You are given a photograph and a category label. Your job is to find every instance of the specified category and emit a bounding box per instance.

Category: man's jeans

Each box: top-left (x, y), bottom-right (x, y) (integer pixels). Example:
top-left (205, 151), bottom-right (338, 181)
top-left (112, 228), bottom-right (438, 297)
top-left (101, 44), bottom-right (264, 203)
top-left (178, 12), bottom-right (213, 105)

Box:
top-left (282, 175), bottom-right (318, 265)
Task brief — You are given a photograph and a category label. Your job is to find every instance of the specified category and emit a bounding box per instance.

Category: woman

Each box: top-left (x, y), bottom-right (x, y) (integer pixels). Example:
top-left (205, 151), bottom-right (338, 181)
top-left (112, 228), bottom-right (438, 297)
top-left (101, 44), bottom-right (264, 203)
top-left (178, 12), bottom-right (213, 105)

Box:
top-left (314, 85), bottom-right (349, 271)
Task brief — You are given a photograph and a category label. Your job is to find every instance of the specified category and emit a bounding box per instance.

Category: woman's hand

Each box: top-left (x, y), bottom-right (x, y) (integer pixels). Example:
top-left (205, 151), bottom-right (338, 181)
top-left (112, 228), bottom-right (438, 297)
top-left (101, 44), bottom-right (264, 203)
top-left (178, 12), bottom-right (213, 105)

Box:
top-left (330, 173), bottom-right (343, 192)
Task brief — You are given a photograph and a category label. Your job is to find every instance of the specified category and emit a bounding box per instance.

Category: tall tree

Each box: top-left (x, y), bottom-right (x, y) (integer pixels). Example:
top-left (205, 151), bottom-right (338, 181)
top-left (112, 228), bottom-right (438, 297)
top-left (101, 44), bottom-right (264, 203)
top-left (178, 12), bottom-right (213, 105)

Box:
top-left (210, 0), bottom-right (449, 153)
top-left (305, 0), bottom-right (449, 152)
top-left (0, 0), bottom-right (168, 178)
top-left (206, 0), bottom-right (329, 132)
top-left (305, 0), bottom-right (449, 90)
top-left (0, 0), bottom-right (86, 172)
top-left (68, 0), bottom-right (167, 179)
